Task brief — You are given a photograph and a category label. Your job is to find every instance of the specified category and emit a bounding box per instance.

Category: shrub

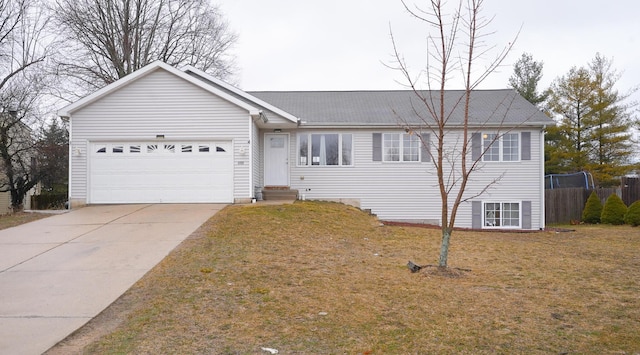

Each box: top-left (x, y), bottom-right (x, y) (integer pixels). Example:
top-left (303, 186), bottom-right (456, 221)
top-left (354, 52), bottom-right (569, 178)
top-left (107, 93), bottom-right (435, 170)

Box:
top-left (600, 194), bottom-right (627, 225)
top-left (624, 201), bottom-right (640, 226)
top-left (582, 191), bottom-right (603, 224)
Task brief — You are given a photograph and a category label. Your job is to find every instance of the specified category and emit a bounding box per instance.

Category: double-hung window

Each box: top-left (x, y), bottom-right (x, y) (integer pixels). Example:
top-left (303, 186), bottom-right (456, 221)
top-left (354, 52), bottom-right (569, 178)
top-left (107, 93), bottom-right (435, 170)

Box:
top-left (383, 133), bottom-right (419, 162)
top-left (484, 202), bottom-right (520, 228)
top-left (483, 133), bottom-right (519, 161)
top-left (298, 133), bottom-right (353, 166)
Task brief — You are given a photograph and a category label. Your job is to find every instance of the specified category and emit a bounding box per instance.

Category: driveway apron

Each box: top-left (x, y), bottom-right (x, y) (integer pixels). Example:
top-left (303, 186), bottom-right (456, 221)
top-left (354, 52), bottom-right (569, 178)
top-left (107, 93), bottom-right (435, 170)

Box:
top-left (0, 203), bottom-right (225, 355)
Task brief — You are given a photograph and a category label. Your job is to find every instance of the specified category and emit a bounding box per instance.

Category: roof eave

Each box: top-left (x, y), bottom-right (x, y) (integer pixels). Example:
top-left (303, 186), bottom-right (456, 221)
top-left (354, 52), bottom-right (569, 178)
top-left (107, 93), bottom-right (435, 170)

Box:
top-left (59, 61), bottom-right (261, 118)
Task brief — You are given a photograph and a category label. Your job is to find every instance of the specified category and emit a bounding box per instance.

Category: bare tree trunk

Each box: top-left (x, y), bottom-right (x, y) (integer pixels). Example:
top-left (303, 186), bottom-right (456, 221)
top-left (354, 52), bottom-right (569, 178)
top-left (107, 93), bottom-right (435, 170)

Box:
top-left (438, 227), bottom-right (452, 267)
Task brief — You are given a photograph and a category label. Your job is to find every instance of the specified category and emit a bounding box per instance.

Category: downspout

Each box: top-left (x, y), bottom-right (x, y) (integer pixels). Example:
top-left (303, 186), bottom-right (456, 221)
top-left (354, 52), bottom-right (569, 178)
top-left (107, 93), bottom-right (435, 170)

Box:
top-left (66, 116), bottom-right (72, 209)
top-left (540, 125), bottom-right (546, 230)
top-left (249, 113), bottom-right (254, 202)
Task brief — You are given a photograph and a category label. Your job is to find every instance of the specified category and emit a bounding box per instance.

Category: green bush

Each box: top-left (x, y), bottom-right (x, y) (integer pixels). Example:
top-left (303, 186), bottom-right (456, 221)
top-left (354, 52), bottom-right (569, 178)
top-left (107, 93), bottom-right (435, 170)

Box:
top-left (31, 193), bottom-right (67, 210)
top-left (600, 194), bottom-right (627, 225)
top-left (582, 191), bottom-right (603, 224)
top-left (624, 201), bottom-right (640, 226)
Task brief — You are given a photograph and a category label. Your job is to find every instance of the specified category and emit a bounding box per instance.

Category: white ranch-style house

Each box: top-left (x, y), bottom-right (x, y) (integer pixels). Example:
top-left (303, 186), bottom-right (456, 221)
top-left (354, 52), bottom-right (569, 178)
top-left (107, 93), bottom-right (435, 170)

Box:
top-left (59, 61), bottom-right (553, 230)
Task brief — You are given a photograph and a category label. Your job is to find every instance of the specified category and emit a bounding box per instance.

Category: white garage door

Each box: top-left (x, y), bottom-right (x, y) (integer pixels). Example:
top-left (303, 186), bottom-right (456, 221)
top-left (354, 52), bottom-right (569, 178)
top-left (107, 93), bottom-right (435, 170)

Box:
top-left (90, 141), bottom-right (233, 203)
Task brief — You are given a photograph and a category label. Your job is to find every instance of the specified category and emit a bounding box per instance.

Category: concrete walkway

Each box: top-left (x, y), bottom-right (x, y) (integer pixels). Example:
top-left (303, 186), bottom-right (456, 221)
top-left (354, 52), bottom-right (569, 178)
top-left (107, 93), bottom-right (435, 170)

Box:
top-left (0, 204), bottom-right (225, 355)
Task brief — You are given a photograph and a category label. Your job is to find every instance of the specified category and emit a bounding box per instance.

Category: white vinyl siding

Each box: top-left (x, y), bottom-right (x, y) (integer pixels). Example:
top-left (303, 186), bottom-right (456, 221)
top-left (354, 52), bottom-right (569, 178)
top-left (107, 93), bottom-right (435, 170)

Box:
top-left (289, 128), bottom-right (543, 230)
top-left (69, 69), bottom-right (253, 204)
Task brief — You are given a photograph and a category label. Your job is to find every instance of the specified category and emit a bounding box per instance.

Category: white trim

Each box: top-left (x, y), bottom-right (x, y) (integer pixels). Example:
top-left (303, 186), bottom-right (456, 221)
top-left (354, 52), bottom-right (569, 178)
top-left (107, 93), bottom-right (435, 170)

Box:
top-left (249, 117), bottom-right (254, 199)
top-left (58, 61), bottom-right (261, 117)
top-left (482, 201), bottom-right (522, 229)
top-left (184, 65), bottom-right (299, 124)
top-left (67, 118), bottom-right (73, 208)
top-left (540, 128), bottom-right (546, 229)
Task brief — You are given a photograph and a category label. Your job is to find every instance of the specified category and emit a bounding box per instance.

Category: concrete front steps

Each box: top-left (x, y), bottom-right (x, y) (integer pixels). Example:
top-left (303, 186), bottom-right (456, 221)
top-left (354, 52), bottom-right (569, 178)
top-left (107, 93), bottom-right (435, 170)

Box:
top-left (261, 187), bottom-right (298, 201)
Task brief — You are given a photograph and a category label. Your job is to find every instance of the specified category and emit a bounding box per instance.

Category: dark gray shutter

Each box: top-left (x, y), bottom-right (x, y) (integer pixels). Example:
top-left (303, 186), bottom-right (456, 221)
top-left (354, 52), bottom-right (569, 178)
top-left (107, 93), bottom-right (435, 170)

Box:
top-left (419, 133), bottom-right (430, 162)
top-left (372, 133), bottom-right (382, 161)
top-left (521, 132), bottom-right (531, 161)
top-left (472, 201), bottom-right (482, 229)
top-left (522, 201), bottom-right (532, 229)
top-left (472, 133), bottom-right (481, 160)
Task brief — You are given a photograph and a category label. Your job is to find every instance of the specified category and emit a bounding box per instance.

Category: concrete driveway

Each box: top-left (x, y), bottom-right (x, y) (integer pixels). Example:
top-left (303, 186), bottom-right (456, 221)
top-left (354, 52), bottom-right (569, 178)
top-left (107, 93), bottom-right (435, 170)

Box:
top-left (0, 203), bottom-right (225, 355)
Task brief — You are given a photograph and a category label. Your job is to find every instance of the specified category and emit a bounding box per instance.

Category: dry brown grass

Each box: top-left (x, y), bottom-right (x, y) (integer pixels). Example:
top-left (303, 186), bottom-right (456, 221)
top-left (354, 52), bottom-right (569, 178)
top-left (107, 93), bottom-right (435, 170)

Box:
top-left (0, 211), bottom-right (49, 230)
top-left (78, 201), bottom-right (640, 354)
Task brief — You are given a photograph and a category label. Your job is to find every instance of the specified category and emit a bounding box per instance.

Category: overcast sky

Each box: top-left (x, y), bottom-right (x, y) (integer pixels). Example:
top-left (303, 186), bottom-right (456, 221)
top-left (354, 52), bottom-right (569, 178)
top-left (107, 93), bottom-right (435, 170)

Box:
top-left (217, 1), bottom-right (639, 104)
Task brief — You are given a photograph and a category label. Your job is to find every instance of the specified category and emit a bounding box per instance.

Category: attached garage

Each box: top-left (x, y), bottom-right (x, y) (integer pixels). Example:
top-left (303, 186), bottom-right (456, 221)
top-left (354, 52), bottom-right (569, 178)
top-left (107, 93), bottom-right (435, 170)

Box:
top-left (89, 141), bottom-right (233, 203)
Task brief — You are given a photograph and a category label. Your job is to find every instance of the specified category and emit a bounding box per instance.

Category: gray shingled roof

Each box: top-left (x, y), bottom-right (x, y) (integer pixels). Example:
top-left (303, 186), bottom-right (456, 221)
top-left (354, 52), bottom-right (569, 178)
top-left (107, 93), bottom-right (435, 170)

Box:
top-left (249, 89), bottom-right (553, 127)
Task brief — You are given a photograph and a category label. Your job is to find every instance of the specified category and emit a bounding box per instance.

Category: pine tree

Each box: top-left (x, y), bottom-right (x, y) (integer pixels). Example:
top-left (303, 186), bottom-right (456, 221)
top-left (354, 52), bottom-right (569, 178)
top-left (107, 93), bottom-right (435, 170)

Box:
top-left (582, 191), bottom-right (602, 224)
top-left (545, 54), bottom-right (636, 184)
top-left (509, 53), bottom-right (547, 107)
top-left (546, 67), bottom-right (595, 174)
top-left (584, 54), bottom-right (633, 186)
top-left (624, 201), bottom-right (640, 226)
top-left (601, 194), bottom-right (627, 225)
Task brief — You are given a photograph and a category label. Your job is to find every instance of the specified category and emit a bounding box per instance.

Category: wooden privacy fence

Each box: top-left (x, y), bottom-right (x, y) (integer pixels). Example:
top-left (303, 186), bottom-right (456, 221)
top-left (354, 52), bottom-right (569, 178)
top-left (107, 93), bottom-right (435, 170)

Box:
top-left (545, 177), bottom-right (640, 225)
top-left (545, 187), bottom-right (619, 225)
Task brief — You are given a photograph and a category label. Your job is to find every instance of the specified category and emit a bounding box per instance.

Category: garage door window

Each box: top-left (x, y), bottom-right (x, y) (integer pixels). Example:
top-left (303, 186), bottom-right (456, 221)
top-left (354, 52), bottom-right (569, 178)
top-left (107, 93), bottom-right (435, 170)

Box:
top-left (94, 142), bottom-right (230, 155)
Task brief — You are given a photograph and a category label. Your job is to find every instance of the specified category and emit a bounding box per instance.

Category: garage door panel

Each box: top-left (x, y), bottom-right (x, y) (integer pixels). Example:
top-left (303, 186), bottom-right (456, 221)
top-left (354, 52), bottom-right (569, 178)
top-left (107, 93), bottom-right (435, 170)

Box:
top-left (90, 142), bottom-right (234, 203)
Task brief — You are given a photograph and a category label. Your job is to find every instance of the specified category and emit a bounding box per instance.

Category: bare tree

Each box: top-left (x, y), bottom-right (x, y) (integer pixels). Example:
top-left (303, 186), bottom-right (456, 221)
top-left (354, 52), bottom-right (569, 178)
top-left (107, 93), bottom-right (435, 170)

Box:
top-left (1, 0), bottom-right (53, 210)
top-left (52, 0), bottom-right (238, 94)
top-left (390, 0), bottom-right (517, 268)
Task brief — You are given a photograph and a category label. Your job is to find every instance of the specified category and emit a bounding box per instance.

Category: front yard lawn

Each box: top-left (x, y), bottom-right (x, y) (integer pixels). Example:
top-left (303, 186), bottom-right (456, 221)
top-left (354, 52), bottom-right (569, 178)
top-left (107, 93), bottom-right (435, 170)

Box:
top-left (60, 201), bottom-right (640, 354)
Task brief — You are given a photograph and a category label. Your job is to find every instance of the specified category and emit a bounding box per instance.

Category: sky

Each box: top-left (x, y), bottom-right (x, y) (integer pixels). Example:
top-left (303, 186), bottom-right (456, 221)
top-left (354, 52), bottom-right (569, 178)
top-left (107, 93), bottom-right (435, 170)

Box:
top-left (216, 0), bottom-right (640, 104)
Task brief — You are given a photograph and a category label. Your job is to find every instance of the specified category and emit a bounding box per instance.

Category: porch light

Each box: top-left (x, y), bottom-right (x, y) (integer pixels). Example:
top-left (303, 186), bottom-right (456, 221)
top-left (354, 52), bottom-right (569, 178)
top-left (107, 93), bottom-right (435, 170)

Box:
top-left (273, 129), bottom-right (282, 133)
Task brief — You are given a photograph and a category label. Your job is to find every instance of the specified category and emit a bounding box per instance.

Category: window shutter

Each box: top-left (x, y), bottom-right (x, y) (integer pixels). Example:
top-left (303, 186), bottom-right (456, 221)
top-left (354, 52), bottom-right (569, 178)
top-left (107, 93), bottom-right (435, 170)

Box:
top-left (472, 201), bottom-right (482, 229)
top-left (419, 133), bottom-right (430, 162)
top-left (521, 132), bottom-right (531, 160)
top-left (372, 133), bottom-right (382, 161)
top-left (472, 133), bottom-right (481, 160)
top-left (522, 201), bottom-right (532, 229)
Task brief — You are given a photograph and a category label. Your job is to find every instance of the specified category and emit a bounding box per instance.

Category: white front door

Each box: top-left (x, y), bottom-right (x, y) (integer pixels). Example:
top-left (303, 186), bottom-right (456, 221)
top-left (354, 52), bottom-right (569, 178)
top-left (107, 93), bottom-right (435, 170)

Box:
top-left (264, 133), bottom-right (289, 186)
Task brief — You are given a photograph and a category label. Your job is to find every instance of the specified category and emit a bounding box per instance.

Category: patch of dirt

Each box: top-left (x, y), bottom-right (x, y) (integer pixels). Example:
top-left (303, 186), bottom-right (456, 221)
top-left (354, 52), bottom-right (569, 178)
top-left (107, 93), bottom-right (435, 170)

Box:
top-left (419, 264), bottom-right (471, 278)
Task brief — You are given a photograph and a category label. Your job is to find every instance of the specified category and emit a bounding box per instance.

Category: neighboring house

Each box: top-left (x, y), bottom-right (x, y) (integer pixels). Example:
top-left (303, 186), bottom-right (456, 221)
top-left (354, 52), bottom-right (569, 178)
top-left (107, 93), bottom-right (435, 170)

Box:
top-left (0, 115), bottom-right (38, 212)
top-left (59, 61), bottom-right (553, 230)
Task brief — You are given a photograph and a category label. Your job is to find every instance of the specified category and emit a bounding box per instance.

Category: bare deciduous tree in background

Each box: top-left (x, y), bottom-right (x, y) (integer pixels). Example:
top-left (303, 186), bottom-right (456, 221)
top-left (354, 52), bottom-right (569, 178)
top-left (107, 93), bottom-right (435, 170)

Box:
top-left (52, 0), bottom-right (238, 94)
top-left (1, 0), bottom-right (53, 210)
top-left (391, 0), bottom-right (516, 268)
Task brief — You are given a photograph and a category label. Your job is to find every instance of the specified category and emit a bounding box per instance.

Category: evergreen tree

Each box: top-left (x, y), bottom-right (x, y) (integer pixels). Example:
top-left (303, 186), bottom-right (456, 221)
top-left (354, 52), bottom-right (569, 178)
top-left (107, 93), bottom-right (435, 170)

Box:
top-left (37, 118), bottom-right (69, 192)
top-left (601, 194), bottom-right (627, 225)
top-left (509, 53), bottom-right (547, 106)
top-left (624, 201), bottom-right (640, 226)
top-left (582, 191), bottom-right (602, 224)
top-left (585, 54), bottom-right (633, 186)
top-left (545, 54), bottom-right (636, 185)
top-left (546, 67), bottom-right (595, 174)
